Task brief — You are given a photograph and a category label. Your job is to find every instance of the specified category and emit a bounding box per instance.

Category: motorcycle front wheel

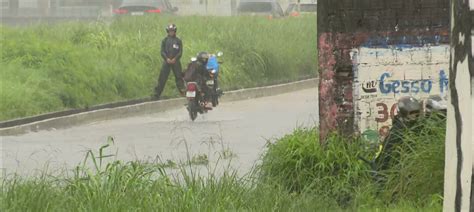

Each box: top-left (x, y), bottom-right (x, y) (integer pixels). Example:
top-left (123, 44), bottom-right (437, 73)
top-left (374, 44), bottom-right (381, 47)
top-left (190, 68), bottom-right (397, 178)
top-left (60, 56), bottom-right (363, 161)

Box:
top-left (212, 83), bottom-right (219, 107)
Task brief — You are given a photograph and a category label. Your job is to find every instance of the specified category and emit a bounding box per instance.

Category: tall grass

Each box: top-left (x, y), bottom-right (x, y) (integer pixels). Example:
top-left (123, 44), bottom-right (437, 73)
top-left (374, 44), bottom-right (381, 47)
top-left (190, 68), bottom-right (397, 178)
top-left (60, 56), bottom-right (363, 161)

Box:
top-left (0, 136), bottom-right (331, 211)
top-left (1, 116), bottom-right (445, 211)
top-left (0, 15), bottom-right (317, 121)
top-left (380, 114), bottom-right (446, 204)
top-left (258, 129), bottom-right (373, 207)
top-left (258, 114), bottom-right (446, 210)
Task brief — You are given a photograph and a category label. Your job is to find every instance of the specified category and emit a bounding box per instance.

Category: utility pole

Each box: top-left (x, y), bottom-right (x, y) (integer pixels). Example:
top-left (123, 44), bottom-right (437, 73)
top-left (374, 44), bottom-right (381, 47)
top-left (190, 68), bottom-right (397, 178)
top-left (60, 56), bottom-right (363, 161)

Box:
top-left (443, 0), bottom-right (474, 211)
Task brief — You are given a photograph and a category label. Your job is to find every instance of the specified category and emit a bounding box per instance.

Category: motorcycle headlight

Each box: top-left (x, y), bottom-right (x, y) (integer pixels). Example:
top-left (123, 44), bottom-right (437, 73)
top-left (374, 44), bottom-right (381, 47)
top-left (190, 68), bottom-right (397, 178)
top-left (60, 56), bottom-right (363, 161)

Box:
top-left (211, 69), bottom-right (216, 74)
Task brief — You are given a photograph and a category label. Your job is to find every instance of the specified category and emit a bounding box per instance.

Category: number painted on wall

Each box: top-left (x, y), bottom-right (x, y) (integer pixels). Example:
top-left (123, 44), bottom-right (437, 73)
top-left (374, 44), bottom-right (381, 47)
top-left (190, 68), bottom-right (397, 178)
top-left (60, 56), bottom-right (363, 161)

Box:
top-left (375, 102), bottom-right (398, 123)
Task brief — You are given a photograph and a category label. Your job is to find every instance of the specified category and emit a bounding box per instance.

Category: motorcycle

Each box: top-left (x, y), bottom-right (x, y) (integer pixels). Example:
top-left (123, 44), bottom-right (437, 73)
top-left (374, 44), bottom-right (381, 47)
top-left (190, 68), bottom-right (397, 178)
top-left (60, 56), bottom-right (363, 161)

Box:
top-left (185, 80), bottom-right (209, 121)
top-left (206, 51), bottom-right (224, 107)
top-left (184, 51), bottom-right (223, 121)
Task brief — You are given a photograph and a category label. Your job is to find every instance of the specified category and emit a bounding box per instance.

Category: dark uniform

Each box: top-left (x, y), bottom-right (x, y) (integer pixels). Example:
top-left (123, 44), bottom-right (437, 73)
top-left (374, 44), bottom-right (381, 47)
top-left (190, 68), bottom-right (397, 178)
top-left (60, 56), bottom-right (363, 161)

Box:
top-left (154, 35), bottom-right (185, 98)
top-left (183, 60), bottom-right (211, 100)
top-left (374, 115), bottom-right (416, 171)
top-left (183, 61), bottom-right (208, 82)
top-left (375, 96), bottom-right (447, 172)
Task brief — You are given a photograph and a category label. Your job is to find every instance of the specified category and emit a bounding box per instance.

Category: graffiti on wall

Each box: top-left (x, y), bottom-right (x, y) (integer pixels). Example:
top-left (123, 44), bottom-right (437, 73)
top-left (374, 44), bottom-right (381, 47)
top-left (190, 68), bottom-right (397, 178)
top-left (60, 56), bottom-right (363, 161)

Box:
top-left (352, 45), bottom-right (450, 142)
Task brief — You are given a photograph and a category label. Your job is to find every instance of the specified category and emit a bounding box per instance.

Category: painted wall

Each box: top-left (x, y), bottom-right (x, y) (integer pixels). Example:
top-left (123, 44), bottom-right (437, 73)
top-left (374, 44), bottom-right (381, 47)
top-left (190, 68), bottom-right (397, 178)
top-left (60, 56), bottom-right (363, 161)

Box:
top-left (352, 45), bottom-right (450, 141)
top-left (317, 0), bottom-right (451, 141)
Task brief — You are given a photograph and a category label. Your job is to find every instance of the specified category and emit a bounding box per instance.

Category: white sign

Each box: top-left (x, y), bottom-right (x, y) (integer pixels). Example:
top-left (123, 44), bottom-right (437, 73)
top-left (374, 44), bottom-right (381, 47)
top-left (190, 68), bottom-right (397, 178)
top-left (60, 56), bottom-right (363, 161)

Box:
top-left (352, 45), bottom-right (450, 141)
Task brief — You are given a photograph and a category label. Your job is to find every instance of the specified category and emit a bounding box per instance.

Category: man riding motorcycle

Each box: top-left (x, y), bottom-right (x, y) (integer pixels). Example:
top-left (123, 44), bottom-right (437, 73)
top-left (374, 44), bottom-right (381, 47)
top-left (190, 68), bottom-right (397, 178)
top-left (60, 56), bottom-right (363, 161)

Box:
top-left (183, 51), bottom-right (212, 108)
top-left (424, 95), bottom-right (447, 116)
top-left (206, 52), bottom-right (224, 97)
top-left (357, 95), bottom-right (448, 190)
top-left (374, 96), bottom-right (423, 172)
top-left (373, 95), bottom-right (447, 169)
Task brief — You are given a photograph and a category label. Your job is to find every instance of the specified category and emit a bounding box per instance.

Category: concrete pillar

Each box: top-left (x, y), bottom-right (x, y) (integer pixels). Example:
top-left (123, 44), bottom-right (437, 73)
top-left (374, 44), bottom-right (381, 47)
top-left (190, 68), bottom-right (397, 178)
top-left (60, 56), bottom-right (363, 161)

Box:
top-left (317, 0), bottom-right (450, 143)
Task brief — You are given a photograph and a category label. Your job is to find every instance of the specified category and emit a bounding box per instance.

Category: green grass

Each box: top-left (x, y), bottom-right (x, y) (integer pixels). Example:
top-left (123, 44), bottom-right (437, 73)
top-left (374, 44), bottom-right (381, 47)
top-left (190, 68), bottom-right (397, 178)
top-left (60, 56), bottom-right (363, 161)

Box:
top-left (379, 114), bottom-right (446, 204)
top-left (258, 129), bottom-right (373, 207)
top-left (0, 15), bottom-right (317, 121)
top-left (1, 116), bottom-right (446, 211)
top-left (258, 115), bottom-right (446, 210)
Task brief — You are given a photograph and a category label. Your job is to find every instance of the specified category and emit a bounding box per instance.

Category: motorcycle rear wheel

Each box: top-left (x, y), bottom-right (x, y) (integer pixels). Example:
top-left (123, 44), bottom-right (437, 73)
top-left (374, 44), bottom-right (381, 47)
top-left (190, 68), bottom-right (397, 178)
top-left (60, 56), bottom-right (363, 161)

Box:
top-left (188, 101), bottom-right (198, 121)
top-left (212, 94), bottom-right (219, 107)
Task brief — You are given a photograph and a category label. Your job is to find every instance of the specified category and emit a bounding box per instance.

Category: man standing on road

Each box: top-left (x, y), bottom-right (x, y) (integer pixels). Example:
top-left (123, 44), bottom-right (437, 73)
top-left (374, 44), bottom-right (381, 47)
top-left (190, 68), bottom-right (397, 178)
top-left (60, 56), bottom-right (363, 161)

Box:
top-left (154, 24), bottom-right (185, 99)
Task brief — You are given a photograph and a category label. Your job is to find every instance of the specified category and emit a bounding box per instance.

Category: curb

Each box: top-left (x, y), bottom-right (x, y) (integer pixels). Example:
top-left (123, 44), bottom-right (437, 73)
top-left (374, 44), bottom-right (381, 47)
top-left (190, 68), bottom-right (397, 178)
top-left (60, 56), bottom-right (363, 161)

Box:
top-left (0, 78), bottom-right (318, 136)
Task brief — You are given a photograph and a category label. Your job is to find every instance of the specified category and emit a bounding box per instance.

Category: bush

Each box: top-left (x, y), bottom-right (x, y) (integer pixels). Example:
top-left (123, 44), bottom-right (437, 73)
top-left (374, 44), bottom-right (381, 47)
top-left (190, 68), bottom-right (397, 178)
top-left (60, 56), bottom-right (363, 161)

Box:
top-left (380, 114), bottom-right (446, 205)
top-left (258, 128), bottom-right (372, 207)
top-left (259, 116), bottom-right (446, 208)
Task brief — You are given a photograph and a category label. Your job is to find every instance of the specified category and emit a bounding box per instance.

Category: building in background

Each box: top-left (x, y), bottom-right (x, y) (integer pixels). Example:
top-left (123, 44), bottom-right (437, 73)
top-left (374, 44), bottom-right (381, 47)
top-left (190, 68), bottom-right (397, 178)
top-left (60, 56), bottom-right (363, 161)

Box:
top-left (0, 0), bottom-right (305, 19)
top-left (1, 0), bottom-right (103, 18)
